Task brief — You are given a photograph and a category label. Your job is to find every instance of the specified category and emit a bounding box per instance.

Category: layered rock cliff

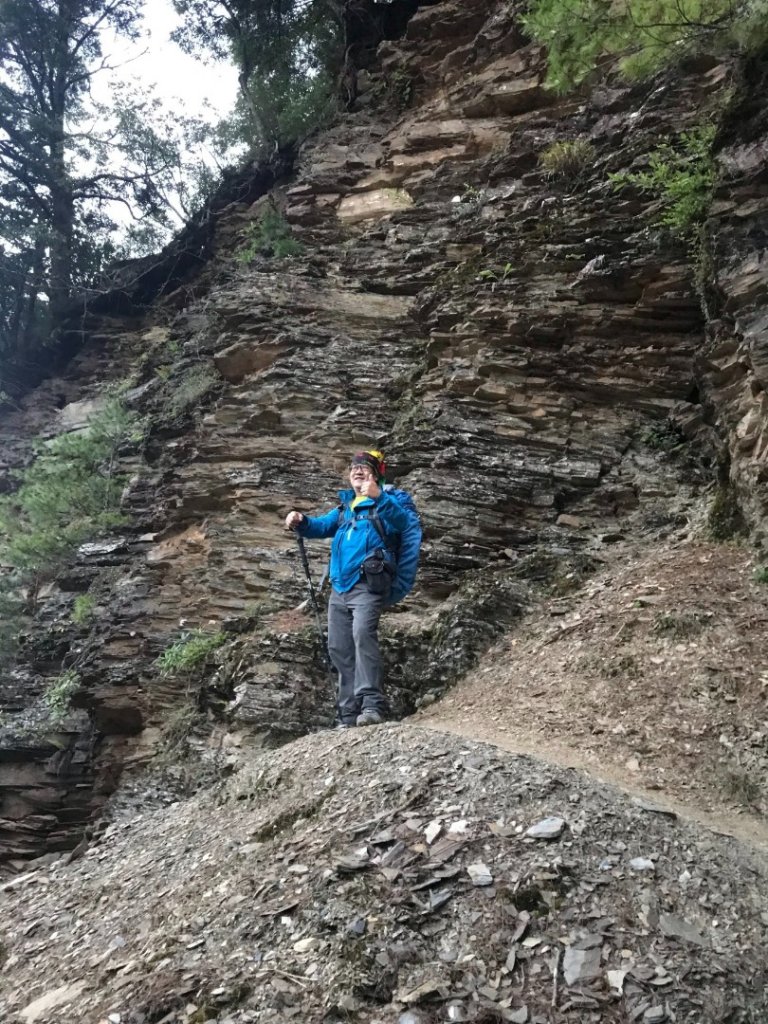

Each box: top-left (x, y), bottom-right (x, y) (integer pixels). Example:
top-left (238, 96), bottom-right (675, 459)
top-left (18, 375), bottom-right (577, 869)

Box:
top-left (0, 0), bottom-right (766, 868)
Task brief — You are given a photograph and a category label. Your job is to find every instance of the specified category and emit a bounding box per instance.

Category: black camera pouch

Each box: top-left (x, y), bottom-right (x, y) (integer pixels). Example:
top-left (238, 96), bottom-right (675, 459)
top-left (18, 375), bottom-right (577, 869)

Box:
top-left (361, 550), bottom-right (394, 596)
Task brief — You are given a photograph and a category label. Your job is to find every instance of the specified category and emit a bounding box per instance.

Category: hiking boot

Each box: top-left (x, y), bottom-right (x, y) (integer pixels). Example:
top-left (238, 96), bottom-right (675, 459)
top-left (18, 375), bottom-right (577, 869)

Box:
top-left (334, 721), bottom-right (355, 730)
top-left (356, 709), bottom-right (384, 727)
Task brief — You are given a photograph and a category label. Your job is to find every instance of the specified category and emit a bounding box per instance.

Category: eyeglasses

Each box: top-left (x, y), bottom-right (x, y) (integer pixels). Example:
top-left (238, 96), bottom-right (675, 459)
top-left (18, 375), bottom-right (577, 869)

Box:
top-left (349, 465), bottom-right (374, 476)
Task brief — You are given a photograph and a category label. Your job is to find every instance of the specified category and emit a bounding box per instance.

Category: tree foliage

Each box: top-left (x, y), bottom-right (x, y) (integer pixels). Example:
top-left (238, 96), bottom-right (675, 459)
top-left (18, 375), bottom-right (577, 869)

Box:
top-left (1, 1), bottom-right (143, 316)
top-left (523, 0), bottom-right (768, 92)
top-left (0, 0), bottom-right (226, 394)
top-left (171, 0), bottom-right (344, 150)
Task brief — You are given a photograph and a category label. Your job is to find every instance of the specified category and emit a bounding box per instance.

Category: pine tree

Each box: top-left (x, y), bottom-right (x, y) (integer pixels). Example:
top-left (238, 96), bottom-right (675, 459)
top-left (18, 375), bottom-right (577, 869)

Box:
top-left (0, 1), bottom-right (146, 319)
top-left (523, 0), bottom-right (768, 92)
top-left (0, 0), bottom-right (220, 387)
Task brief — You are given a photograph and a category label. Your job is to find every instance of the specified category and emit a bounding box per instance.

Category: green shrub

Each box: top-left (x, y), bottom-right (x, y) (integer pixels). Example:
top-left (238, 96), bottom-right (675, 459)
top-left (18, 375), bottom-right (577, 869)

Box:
top-left (71, 594), bottom-right (95, 625)
top-left (167, 365), bottom-right (219, 418)
top-left (388, 67), bottom-right (414, 111)
top-left (753, 565), bottom-right (768, 585)
top-left (156, 629), bottom-right (226, 677)
top-left (44, 670), bottom-right (80, 722)
top-left (237, 207), bottom-right (303, 263)
top-left (0, 398), bottom-right (143, 588)
top-left (610, 124), bottom-right (716, 237)
top-left (477, 262), bottom-right (514, 284)
top-left (0, 581), bottom-right (22, 669)
top-left (0, 396), bottom-right (142, 666)
top-left (523, 0), bottom-right (768, 92)
top-left (642, 420), bottom-right (687, 451)
top-left (539, 139), bottom-right (595, 180)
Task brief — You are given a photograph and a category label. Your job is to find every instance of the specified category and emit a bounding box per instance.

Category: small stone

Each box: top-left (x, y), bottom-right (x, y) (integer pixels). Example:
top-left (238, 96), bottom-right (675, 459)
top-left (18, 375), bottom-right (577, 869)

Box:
top-left (508, 1009), bottom-right (528, 1024)
top-left (335, 848), bottom-right (369, 872)
top-left (446, 1003), bottom-right (469, 1022)
top-left (467, 862), bottom-right (493, 886)
top-left (337, 993), bottom-right (359, 1012)
top-left (643, 1008), bottom-right (667, 1023)
top-left (525, 817), bottom-right (566, 840)
top-left (398, 979), bottom-right (448, 1004)
top-left (629, 857), bottom-right (655, 872)
top-left (511, 911), bottom-right (530, 942)
top-left (292, 937), bottom-right (319, 953)
top-left (659, 913), bottom-right (707, 946)
top-left (346, 917), bottom-right (367, 937)
top-left (425, 820), bottom-right (442, 845)
top-left (20, 984), bottom-right (87, 1023)
top-left (607, 969), bottom-right (627, 993)
top-left (562, 945), bottom-right (601, 985)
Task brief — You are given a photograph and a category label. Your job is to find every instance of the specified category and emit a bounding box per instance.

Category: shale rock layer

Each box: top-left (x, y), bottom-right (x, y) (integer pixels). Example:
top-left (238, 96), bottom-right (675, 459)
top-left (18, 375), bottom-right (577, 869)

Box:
top-left (0, 0), bottom-right (767, 864)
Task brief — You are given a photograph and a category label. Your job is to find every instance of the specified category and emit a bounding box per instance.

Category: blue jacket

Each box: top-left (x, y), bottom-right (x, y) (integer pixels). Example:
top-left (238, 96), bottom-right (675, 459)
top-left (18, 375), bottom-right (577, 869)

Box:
top-left (298, 486), bottom-right (421, 604)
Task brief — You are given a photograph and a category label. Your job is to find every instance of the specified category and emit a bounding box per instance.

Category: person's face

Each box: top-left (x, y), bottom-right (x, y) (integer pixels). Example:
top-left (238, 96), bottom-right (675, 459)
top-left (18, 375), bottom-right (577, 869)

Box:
top-left (349, 462), bottom-right (375, 492)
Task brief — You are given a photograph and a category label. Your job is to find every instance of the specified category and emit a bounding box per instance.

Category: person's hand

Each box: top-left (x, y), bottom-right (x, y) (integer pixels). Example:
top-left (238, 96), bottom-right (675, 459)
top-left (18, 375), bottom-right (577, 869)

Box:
top-left (285, 511), bottom-right (304, 530)
top-left (360, 478), bottom-right (380, 499)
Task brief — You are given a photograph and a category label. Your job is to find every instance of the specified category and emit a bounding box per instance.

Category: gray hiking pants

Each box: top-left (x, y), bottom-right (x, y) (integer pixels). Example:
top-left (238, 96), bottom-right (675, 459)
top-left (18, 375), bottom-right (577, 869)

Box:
top-left (327, 583), bottom-right (387, 723)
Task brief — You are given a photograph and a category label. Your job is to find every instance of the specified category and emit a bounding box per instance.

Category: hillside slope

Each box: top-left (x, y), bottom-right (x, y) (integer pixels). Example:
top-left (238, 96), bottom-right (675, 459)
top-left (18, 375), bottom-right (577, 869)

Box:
top-left (420, 536), bottom-right (768, 844)
top-left (1, 726), bottom-right (766, 1024)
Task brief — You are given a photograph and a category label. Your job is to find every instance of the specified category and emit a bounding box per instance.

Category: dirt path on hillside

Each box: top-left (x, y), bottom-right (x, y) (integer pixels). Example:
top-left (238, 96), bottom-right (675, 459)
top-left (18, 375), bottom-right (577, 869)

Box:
top-left (416, 540), bottom-right (768, 856)
top-left (416, 718), bottom-right (768, 853)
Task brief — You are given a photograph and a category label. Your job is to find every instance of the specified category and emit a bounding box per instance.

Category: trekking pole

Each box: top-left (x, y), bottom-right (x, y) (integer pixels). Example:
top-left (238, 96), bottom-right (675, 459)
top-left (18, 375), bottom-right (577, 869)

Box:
top-left (294, 532), bottom-right (326, 654)
top-left (292, 532), bottom-right (337, 694)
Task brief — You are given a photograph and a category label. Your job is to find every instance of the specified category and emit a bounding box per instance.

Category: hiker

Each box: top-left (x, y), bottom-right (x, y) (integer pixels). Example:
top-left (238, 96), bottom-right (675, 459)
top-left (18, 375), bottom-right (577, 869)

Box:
top-left (285, 450), bottom-right (421, 728)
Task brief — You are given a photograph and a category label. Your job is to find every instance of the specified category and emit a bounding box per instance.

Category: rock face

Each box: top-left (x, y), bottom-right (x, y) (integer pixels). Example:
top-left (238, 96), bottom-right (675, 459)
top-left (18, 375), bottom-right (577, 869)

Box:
top-left (702, 49), bottom-right (768, 533)
top-left (0, 0), bottom-right (766, 865)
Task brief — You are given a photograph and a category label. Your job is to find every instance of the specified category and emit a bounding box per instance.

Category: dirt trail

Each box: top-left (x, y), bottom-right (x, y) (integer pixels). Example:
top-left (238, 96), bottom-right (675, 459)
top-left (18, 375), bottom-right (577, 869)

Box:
top-left (417, 718), bottom-right (768, 855)
top-left (416, 539), bottom-right (768, 857)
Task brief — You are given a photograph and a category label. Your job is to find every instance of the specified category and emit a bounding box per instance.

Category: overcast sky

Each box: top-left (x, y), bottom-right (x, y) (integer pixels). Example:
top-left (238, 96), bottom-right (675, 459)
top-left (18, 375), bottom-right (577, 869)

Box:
top-left (101, 0), bottom-right (239, 118)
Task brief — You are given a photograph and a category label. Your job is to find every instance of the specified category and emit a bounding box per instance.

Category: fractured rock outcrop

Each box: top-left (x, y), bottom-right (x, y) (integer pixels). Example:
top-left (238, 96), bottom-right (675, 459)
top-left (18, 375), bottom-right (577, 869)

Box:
top-left (0, 0), bottom-right (767, 865)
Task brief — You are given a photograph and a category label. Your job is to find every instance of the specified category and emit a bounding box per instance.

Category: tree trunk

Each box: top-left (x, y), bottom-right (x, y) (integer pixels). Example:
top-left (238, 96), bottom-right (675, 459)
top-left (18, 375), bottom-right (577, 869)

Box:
top-left (22, 236), bottom-right (47, 350)
top-left (48, 0), bottom-right (75, 321)
top-left (48, 177), bottom-right (74, 321)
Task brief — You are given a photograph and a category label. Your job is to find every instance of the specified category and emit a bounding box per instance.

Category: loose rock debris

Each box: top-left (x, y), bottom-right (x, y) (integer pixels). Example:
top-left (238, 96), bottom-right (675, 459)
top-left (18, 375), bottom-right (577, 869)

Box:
top-left (1, 726), bottom-right (766, 1023)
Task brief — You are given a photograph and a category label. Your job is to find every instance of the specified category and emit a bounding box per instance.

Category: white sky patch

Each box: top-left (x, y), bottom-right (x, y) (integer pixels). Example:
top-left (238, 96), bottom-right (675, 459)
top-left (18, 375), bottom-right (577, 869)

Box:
top-left (96, 0), bottom-right (239, 118)
top-left (86, 0), bottom-right (242, 239)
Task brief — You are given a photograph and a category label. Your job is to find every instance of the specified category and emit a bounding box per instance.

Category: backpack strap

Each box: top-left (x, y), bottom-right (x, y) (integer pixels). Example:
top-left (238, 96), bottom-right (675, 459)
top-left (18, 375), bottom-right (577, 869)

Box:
top-left (340, 502), bottom-right (391, 551)
top-left (369, 509), bottom-right (389, 549)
